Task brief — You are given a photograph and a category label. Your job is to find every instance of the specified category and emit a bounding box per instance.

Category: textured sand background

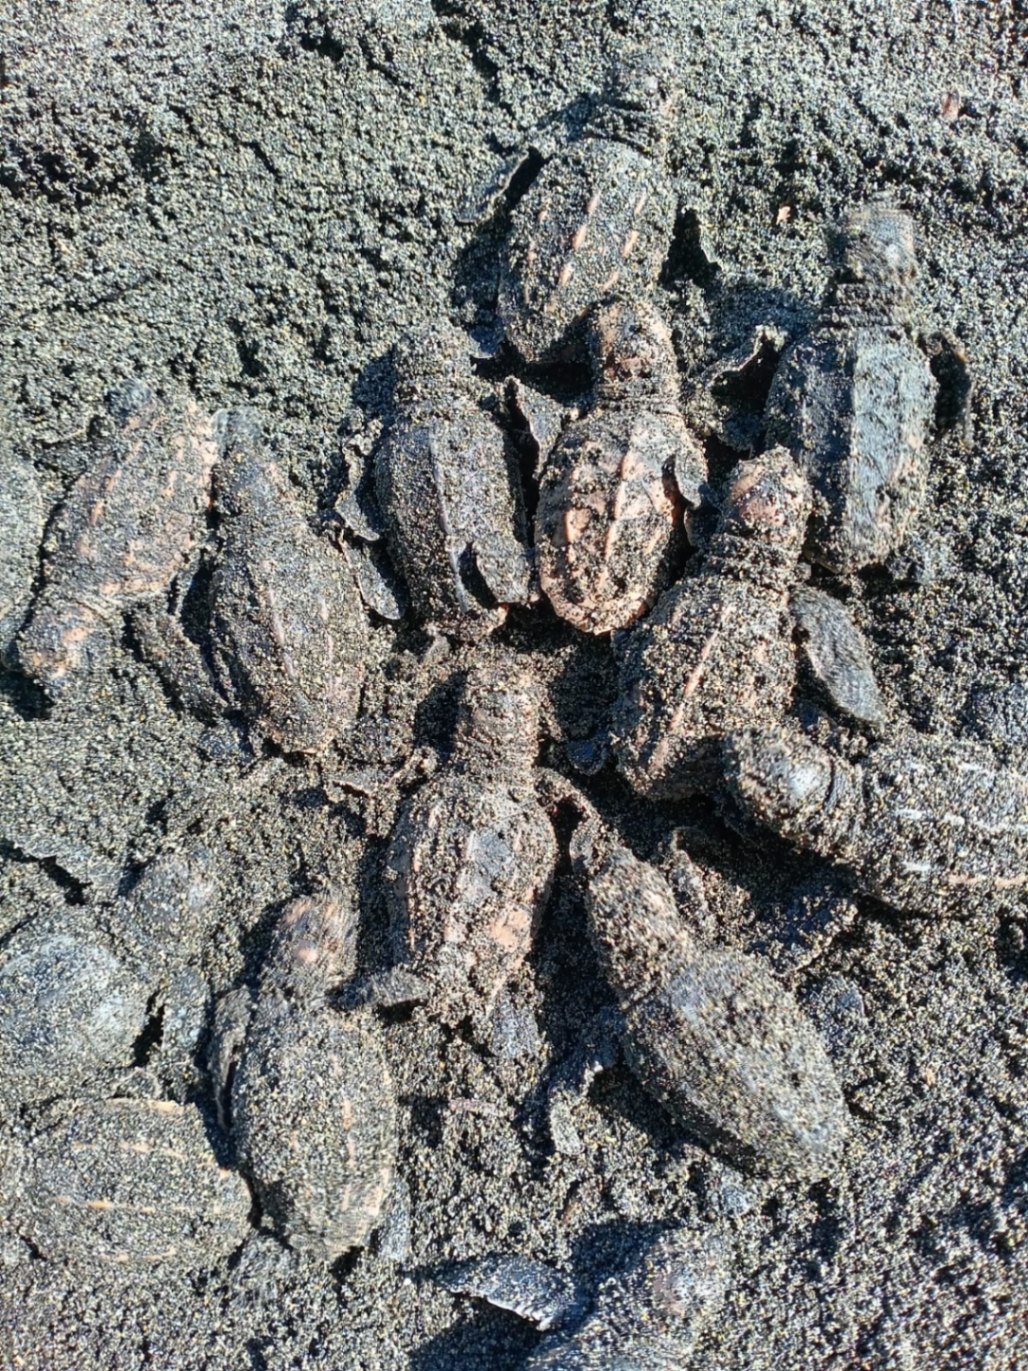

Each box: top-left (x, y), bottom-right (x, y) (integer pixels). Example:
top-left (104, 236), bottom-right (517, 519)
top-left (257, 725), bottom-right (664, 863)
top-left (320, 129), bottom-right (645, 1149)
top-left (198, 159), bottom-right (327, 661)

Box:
top-left (1, 1), bottom-right (1027, 1367)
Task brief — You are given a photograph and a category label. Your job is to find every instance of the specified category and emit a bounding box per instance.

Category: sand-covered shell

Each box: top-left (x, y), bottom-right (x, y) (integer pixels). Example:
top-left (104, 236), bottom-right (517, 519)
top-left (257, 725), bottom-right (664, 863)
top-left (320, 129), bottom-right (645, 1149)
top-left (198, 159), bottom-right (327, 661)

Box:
top-left (230, 894), bottom-right (398, 1258)
top-left (726, 726), bottom-right (1028, 919)
top-left (498, 47), bottom-right (680, 363)
top-left (210, 410), bottom-right (368, 754)
top-left (371, 322), bottom-right (534, 639)
top-left (574, 827), bottom-right (848, 1176)
top-left (534, 299), bottom-right (705, 634)
top-left (13, 381), bottom-right (217, 696)
top-left (9, 1098), bottom-right (251, 1270)
top-left (0, 914), bottom-right (149, 1110)
top-left (613, 448), bottom-right (811, 798)
top-left (380, 657), bottom-right (557, 1032)
top-left (764, 201), bottom-right (938, 574)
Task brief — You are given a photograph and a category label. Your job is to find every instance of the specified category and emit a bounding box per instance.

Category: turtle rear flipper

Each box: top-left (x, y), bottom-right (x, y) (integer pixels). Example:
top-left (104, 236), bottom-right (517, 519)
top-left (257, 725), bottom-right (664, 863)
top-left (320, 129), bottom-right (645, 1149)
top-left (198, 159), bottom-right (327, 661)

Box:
top-left (790, 584), bottom-right (886, 727)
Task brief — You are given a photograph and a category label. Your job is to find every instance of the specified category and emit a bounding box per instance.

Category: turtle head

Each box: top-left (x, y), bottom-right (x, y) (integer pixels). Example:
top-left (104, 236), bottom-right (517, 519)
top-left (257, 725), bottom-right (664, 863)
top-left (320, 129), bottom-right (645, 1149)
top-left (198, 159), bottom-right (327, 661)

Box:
top-left (591, 299), bottom-right (678, 400)
top-left (710, 447), bottom-right (811, 583)
top-left (212, 408), bottom-right (280, 517)
top-left (608, 43), bottom-right (681, 118)
top-left (393, 322), bottom-right (471, 404)
top-left (829, 200), bottom-right (918, 298)
top-left (454, 656), bottom-right (543, 763)
top-left (592, 44), bottom-right (681, 152)
top-left (573, 837), bottom-right (695, 1000)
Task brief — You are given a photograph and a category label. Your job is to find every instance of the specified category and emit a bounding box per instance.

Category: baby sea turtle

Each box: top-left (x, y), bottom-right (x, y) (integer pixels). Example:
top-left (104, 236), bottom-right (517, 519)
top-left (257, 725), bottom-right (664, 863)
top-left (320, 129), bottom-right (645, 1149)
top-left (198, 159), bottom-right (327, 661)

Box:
top-left (0, 833), bottom-right (222, 1111)
top-left (217, 890), bottom-right (398, 1259)
top-left (612, 447), bottom-right (883, 800)
top-left (0, 450), bottom-right (44, 650)
top-left (534, 298), bottom-right (706, 634)
top-left (4, 1097), bottom-right (251, 1271)
top-left (0, 911), bottom-right (150, 1113)
top-left (496, 46), bottom-right (681, 364)
top-left (763, 201), bottom-right (939, 574)
top-left (357, 321), bottom-right (534, 640)
top-left (12, 380), bottom-right (217, 697)
top-left (136, 409), bottom-right (369, 755)
top-left (357, 656), bottom-right (557, 1052)
top-left (550, 816), bottom-right (848, 1177)
top-left (439, 1225), bottom-right (728, 1369)
top-left (725, 725), bottom-right (1028, 919)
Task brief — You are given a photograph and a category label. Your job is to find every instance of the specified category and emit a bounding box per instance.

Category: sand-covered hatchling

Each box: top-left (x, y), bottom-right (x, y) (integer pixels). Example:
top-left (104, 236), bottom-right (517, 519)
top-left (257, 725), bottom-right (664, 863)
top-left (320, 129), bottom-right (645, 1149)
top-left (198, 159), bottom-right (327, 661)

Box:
top-left (216, 889), bottom-right (398, 1259)
top-left (612, 447), bottom-right (882, 800)
top-left (440, 1225), bottom-right (728, 1370)
top-left (534, 298), bottom-right (706, 634)
top-left (136, 409), bottom-right (369, 754)
top-left (359, 321), bottom-right (534, 640)
top-left (764, 200), bottom-right (939, 574)
top-left (0, 911), bottom-right (150, 1114)
top-left (0, 833), bottom-right (222, 1112)
top-left (208, 410), bottom-right (369, 752)
top-left (725, 725), bottom-right (1028, 919)
top-left (4, 1097), bottom-right (251, 1272)
top-left (12, 380), bottom-right (217, 697)
top-left (357, 655), bottom-right (557, 1052)
top-left (495, 44), bottom-right (681, 364)
top-left (549, 816), bottom-right (848, 1177)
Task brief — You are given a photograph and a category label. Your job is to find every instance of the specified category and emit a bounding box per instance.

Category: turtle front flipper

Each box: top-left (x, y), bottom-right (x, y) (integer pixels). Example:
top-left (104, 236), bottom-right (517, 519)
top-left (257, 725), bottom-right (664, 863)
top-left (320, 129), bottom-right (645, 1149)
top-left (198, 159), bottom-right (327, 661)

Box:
top-left (436, 1252), bottom-right (583, 1332)
top-left (546, 1005), bottom-right (625, 1157)
top-left (790, 583), bottom-right (886, 726)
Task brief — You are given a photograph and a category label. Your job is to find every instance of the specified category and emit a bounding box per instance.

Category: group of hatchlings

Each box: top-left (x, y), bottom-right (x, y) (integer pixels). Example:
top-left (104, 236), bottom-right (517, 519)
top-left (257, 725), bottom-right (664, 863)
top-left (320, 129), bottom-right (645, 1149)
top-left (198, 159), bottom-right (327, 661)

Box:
top-left (1, 42), bottom-right (1022, 1366)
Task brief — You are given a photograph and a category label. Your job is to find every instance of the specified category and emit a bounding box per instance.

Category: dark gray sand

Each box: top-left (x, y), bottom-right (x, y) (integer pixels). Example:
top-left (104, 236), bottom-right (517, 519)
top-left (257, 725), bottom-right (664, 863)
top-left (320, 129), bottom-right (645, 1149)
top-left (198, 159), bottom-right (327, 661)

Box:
top-left (1, 1), bottom-right (1027, 1366)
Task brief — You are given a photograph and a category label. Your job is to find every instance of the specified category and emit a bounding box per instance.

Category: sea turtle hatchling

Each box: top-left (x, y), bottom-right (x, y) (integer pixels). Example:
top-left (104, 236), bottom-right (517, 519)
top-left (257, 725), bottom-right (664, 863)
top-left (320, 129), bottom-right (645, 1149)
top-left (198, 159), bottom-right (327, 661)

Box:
top-left (12, 380), bottom-right (218, 698)
top-left (3, 1097), bottom-right (251, 1271)
top-left (763, 200), bottom-right (939, 574)
top-left (353, 656), bottom-right (558, 1054)
top-left (612, 447), bottom-right (884, 800)
top-left (725, 725), bottom-right (1028, 919)
top-left (135, 408), bottom-right (369, 755)
top-left (0, 830), bottom-right (226, 1112)
top-left (214, 889), bottom-right (398, 1259)
top-left (549, 814), bottom-right (848, 1178)
top-left (349, 321), bottom-right (535, 640)
top-left (493, 45), bottom-right (681, 365)
top-left (534, 298), bottom-right (706, 634)
top-left (438, 1225), bottom-right (728, 1370)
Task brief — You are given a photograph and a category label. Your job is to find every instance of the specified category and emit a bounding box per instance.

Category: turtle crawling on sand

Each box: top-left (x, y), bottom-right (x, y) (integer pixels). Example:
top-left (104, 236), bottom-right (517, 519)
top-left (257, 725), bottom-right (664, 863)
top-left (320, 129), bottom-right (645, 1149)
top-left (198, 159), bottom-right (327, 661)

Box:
top-left (494, 45), bottom-right (682, 365)
top-left (0, 834), bottom-right (222, 1112)
top-left (549, 814), bottom-right (848, 1178)
top-left (354, 654), bottom-right (557, 1057)
top-left (439, 1225), bottom-right (729, 1370)
top-left (534, 297), bottom-right (706, 635)
top-left (13, 380), bottom-right (218, 698)
top-left (354, 321), bottom-right (535, 640)
top-left (213, 889), bottom-right (398, 1260)
top-left (763, 200), bottom-right (939, 574)
top-left (612, 447), bottom-right (884, 800)
top-left (725, 724), bottom-right (1028, 919)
